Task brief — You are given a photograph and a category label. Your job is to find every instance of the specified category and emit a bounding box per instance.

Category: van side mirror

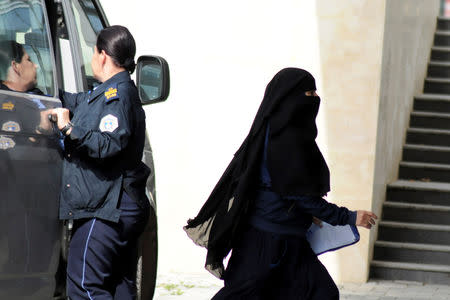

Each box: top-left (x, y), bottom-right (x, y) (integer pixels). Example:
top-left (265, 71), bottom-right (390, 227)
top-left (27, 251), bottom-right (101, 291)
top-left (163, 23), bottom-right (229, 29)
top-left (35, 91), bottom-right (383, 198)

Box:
top-left (136, 55), bottom-right (170, 105)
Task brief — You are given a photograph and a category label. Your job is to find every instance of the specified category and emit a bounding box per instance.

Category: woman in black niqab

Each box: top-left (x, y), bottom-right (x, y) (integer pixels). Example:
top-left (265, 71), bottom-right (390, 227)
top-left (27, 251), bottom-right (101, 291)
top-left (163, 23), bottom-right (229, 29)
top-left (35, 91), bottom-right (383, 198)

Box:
top-left (185, 68), bottom-right (377, 299)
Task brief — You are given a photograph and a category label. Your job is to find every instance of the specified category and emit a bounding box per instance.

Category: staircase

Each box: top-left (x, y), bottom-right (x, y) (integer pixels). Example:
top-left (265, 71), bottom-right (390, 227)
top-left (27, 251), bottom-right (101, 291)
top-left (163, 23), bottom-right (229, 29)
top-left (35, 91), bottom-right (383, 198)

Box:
top-left (369, 17), bottom-right (450, 284)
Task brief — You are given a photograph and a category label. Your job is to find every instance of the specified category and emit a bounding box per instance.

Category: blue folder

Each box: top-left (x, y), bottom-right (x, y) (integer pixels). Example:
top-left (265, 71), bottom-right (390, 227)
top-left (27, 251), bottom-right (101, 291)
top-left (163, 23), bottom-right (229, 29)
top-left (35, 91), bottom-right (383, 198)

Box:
top-left (306, 222), bottom-right (360, 255)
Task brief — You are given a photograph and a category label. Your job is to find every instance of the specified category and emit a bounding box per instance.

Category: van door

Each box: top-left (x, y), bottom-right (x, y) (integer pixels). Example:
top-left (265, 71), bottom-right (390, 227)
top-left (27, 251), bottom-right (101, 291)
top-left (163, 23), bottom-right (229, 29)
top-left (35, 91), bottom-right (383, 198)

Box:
top-left (0, 1), bottom-right (63, 299)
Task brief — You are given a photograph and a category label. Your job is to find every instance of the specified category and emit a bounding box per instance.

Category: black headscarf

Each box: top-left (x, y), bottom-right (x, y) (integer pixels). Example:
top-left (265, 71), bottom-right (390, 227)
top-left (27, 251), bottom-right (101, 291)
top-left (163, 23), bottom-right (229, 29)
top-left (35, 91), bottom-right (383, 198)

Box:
top-left (184, 68), bottom-right (330, 278)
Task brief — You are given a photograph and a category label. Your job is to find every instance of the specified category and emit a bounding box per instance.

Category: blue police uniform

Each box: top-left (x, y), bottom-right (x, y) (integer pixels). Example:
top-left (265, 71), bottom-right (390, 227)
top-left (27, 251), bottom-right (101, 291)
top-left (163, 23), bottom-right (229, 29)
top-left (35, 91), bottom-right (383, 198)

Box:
top-left (59, 71), bottom-right (150, 300)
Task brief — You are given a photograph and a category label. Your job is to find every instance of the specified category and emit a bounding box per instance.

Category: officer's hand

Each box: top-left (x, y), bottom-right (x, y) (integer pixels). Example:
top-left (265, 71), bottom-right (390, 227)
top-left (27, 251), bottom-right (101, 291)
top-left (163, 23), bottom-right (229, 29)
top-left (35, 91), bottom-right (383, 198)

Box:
top-left (356, 210), bottom-right (378, 229)
top-left (51, 108), bottom-right (71, 130)
top-left (37, 109), bottom-right (53, 132)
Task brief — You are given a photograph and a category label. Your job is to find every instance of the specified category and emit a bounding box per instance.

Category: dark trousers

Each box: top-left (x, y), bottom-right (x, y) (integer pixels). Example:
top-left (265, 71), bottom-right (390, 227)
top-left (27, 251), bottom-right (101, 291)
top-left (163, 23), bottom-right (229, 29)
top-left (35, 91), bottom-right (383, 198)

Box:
top-left (212, 226), bottom-right (339, 300)
top-left (67, 192), bottom-right (149, 300)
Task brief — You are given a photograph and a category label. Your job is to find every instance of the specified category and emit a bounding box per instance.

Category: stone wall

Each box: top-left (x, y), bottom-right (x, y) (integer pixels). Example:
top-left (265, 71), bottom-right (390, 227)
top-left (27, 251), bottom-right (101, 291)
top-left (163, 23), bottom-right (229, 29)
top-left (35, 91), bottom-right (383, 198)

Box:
top-left (315, 0), bottom-right (439, 282)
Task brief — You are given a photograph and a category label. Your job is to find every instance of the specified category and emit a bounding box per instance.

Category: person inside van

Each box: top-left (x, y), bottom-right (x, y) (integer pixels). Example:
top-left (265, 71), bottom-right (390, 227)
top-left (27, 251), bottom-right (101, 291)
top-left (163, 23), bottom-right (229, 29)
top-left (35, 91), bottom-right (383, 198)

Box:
top-left (0, 40), bottom-right (42, 95)
top-left (0, 40), bottom-right (56, 135)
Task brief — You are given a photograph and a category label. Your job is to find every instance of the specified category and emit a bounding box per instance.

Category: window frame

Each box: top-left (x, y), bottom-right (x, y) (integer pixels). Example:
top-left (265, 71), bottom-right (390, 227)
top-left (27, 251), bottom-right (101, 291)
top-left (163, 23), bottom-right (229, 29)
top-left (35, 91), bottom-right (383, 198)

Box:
top-left (60, 0), bottom-right (109, 92)
top-left (34, 0), bottom-right (60, 96)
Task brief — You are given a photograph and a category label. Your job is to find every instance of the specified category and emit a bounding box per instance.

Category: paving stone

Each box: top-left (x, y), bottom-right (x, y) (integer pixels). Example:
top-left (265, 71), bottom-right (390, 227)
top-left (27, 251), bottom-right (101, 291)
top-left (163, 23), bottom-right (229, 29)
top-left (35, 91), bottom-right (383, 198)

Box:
top-left (365, 281), bottom-right (381, 286)
top-left (372, 285), bottom-right (392, 293)
top-left (436, 287), bottom-right (450, 295)
top-left (351, 284), bottom-right (377, 292)
top-left (432, 295), bottom-right (450, 300)
top-left (375, 281), bottom-right (409, 288)
top-left (342, 296), bottom-right (380, 300)
top-left (403, 286), bottom-right (438, 293)
top-left (395, 280), bottom-right (424, 286)
top-left (343, 283), bottom-right (365, 290)
top-left (153, 273), bottom-right (450, 300)
top-left (345, 296), bottom-right (382, 300)
top-left (386, 288), bottom-right (433, 295)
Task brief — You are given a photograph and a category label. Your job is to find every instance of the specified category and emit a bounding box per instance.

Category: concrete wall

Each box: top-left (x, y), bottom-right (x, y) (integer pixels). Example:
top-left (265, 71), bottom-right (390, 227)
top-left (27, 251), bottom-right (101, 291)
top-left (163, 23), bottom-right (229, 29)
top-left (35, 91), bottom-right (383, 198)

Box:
top-left (100, 0), bottom-right (439, 284)
top-left (101, 0), bottom-right (322, 280)
top-left (371, 0), bottom-right (440, 266)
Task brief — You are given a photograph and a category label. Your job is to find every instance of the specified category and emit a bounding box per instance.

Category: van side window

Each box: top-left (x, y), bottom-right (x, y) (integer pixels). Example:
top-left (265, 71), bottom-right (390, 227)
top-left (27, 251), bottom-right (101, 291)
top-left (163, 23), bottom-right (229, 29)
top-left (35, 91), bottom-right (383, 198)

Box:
top-left (0, 0), bottom-right (55, 96)
top-left (71, 0), bottom-right (105, 90)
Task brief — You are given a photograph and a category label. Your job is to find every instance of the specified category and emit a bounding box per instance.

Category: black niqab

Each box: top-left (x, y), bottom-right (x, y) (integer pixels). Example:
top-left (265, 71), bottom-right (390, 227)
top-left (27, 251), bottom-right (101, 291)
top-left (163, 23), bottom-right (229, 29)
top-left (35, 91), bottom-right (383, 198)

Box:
top-left (184, 68), bottom-right (330, 278)
top-left (267, 70), bottom-right (330, 196)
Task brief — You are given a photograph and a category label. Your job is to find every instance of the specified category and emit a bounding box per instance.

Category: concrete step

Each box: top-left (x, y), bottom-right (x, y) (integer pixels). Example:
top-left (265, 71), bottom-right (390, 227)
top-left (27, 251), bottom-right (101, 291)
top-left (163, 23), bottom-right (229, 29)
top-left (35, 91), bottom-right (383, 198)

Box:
top-left (399, 161), bottom-right (450, 182)
top-left (387, 180), bottom-right (450, 206)
top-left (414, 93), bottom-right (450, 113)
top-left (377, 221), bottom-right (450, 245)
top-left (382, 201), bottom-right (450, 225)
top-left (431, 46), bottom-right (450, 61)
top-left (373, 241), bottom-right (450, 265)
top-left (438, 17), bottom-right (450, 31)
top-left (410, 111), bottom-right (450, 129)
top-left (433, 30), bottom-right (450, 47)
top-left (406, 127), bottom-right (450, 146)
top-left (370, 260), bottom-right (450, 284)
top-left (371, 20), bottom-right (450, 286)
top-left (428, 61), bottom-right (450, 77)
top-left (424, 77), bottom-right (450, 95)
top-left (403, 143), bottom-right (450, 164)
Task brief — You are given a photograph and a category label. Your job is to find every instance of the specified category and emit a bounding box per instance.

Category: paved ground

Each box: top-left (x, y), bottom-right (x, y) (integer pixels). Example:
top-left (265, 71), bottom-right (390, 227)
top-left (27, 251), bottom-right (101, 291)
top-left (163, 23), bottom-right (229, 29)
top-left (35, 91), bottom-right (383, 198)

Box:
top-left (154, 272), bottom-right (450, 300)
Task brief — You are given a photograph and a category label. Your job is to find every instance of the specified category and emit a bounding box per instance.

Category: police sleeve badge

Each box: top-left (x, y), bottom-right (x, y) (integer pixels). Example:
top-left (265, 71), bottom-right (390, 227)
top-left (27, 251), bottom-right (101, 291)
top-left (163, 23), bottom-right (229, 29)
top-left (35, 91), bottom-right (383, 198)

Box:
top-left (2, 121), bottom-right (21, 132)
top-left (99, 114), bottom-right (119, 132)
top-left (0, 136), bottom-right (15, 150)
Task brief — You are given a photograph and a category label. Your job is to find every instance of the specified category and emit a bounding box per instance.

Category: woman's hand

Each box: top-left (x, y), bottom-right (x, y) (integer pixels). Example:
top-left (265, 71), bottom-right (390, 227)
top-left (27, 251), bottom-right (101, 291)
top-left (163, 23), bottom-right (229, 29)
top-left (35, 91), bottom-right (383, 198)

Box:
top-left (50, 108), bottom-right (71, 130)
top-left (312, 217), bottom-right (323, 228)
top-left (356, 210), bottom-right (378, 229)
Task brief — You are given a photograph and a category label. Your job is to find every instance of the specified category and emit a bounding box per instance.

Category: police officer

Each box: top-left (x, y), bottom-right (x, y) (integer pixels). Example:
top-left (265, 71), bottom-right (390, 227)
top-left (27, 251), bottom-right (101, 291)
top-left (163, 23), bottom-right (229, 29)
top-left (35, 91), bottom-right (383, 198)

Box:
top-left (51, 25), bottom-right (150, 300)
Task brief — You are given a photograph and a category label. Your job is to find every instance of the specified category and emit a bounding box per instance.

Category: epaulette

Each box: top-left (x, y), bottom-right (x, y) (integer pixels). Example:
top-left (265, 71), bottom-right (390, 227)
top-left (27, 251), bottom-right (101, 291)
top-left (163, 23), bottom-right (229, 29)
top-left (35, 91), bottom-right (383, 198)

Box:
top-left (1, 99), bottom-right (15, 111)
top-left (104, 83), bottom-right (119, 103)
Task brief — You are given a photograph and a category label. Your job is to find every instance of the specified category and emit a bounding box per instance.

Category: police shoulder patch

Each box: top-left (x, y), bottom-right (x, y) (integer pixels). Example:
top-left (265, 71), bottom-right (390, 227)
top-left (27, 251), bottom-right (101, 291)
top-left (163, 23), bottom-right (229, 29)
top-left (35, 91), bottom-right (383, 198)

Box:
top-left (104, 84), bottom-right (119, 102)
top-left (99, 114), bottom-right (119, 132)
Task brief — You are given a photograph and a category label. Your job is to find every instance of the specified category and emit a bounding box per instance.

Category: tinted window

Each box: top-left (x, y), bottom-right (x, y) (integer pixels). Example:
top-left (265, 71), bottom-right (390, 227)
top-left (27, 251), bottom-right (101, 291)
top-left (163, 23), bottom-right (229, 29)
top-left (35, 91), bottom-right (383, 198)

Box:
top-left (0, 0), bottom-right (55, 95)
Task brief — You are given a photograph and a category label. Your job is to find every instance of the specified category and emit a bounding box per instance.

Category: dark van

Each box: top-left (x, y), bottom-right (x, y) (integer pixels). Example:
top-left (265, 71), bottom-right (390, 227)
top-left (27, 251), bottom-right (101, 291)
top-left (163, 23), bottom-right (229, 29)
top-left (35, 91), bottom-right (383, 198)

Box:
top-left (0, 0), bottom-right (169, 299)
